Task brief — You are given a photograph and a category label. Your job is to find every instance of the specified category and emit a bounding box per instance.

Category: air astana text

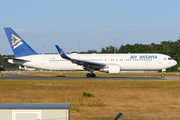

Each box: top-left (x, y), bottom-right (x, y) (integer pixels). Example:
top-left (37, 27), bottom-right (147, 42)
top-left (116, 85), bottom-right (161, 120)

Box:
top-left (13, 41), bottom-right (23, 49)
top-left (130, 55), bottom-right (157, 59)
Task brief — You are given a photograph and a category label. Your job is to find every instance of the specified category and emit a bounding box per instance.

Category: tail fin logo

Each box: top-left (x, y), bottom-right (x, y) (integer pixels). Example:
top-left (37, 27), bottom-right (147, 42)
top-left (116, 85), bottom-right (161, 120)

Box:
top-left (11, 34), bottom-right (21, 46)
top-left (60, 51), bottom-right (63, 55)
top-left (11, 34), bottom-right (23, 49)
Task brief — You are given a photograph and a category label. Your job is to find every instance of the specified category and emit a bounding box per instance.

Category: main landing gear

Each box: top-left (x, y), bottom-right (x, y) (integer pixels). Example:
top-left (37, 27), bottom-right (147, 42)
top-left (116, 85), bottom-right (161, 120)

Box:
top-left (87, 73), bottom-right (96, 77)
top-left (86, 68), bottom-right (96, 77)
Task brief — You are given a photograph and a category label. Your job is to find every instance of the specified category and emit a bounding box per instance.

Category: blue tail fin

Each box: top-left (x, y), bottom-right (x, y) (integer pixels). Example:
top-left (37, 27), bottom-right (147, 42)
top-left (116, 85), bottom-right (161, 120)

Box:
top-left (4, 27), bottom-right (38, 57)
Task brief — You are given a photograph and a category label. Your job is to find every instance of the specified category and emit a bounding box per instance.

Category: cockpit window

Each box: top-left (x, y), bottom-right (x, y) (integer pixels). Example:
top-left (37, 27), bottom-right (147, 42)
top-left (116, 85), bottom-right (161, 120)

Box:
top-left (168, 58), bottom-right (173, 60)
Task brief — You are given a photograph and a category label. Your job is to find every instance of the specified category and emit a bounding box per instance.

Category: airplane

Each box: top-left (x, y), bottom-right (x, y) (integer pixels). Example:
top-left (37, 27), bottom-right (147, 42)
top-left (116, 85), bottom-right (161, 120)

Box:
top-left (4, 27), bottom-right (177, 77)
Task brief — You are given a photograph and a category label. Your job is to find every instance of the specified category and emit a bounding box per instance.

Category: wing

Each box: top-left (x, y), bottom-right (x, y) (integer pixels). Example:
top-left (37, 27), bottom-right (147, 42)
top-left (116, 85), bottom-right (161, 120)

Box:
top-left (55, 45), bottom-right (106, 70)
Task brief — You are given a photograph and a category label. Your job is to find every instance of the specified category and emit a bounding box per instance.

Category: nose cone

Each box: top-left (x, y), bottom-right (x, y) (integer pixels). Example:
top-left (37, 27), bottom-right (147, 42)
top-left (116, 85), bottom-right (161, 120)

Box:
top-left (172, 60), bottom-right (177, 66)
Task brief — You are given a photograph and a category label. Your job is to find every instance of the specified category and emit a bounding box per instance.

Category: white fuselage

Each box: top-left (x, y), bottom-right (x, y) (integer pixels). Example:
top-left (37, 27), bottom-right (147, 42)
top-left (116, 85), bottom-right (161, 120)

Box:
top-left (8, 53), bottom-right (177, 72)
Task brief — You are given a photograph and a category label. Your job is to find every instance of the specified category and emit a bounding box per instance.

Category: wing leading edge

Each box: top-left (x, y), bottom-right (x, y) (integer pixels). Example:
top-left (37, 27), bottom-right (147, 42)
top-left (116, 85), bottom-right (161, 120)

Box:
top-left (55, 45), bottom-right (106, 70)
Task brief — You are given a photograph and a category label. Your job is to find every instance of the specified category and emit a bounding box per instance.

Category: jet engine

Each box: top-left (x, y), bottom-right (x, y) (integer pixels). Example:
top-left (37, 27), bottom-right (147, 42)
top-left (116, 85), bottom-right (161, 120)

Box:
top-left (100, 65), bottom-right (120, 74)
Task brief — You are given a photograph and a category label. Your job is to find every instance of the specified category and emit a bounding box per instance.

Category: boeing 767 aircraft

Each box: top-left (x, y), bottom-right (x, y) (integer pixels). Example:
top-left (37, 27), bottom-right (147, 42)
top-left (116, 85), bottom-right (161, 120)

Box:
top-left (4, 27), bottom-right (177, 77)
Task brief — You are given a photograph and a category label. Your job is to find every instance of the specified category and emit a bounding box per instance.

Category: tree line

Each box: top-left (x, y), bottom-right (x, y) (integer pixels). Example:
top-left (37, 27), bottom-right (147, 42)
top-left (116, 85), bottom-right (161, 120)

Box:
top-left (1, 39), bottom-right (180, 71)
top-left (0, 55), bottom-right (18, 71)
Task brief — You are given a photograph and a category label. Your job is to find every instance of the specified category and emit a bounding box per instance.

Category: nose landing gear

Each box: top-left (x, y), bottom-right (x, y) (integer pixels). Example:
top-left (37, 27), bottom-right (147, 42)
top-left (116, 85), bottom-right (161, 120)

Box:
top-left (161, 69), bottom-right (166, 77)
top-left (161, 74), bottom-right (165, 77)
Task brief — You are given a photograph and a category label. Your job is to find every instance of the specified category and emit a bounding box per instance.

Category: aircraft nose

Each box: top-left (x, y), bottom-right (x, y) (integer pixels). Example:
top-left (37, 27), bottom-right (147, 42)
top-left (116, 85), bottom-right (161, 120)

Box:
top-left (173, 60), bottom-right (177, 66)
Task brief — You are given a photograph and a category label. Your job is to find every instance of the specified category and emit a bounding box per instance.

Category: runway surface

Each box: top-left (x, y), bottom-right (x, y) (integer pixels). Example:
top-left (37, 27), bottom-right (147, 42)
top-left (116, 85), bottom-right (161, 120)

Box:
top-left (0, 73), bottom-right (180, 80)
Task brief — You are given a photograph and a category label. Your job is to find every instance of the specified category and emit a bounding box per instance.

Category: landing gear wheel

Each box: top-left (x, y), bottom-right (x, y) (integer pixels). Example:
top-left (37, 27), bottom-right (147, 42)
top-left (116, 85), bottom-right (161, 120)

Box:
top-left (161, 74), bottom-right (165, 77)
top-left (87, 73), bottom-right (96, 77)
top-left (92, 73), bottom-right (96, 77)
top-left (87, 73), bottom-right (91, 77)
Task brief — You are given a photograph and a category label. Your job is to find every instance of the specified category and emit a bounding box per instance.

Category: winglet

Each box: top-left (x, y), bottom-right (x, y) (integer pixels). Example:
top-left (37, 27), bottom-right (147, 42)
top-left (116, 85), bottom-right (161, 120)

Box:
top-left (55, 45), bottom-right (70, 59)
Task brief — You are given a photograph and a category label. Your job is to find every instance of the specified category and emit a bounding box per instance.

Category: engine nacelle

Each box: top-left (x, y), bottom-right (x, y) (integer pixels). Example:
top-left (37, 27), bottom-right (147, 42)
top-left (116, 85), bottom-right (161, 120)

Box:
top-left (8, 59), bottom-right (23, 65)
top-left (100, 65), bottom-right (120, 74)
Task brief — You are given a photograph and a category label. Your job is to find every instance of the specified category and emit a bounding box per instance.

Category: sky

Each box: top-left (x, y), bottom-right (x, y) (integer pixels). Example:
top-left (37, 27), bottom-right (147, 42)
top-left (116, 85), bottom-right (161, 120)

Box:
top-left (0, 0), bottom-right (180, 55)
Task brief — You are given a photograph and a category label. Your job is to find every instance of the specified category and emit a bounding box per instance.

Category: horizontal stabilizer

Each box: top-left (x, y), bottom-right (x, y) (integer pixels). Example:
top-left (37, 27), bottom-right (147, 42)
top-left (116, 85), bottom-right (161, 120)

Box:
top-left (4, 57), bottom-right (31, 62)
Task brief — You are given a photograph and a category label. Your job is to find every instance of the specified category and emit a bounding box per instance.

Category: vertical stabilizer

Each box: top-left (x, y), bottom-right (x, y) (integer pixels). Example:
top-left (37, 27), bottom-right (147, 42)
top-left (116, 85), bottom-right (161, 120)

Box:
top-left (4, 27), bottom-right (38, 57)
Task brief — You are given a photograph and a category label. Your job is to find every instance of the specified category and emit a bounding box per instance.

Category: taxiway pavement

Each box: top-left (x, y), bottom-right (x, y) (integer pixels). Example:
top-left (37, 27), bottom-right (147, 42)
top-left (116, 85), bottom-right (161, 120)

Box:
top-left (0, 73), bottom-right (180, 80)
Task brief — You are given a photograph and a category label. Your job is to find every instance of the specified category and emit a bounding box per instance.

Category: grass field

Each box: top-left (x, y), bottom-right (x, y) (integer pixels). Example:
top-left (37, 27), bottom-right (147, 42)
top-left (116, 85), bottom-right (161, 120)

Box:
top-left (0, 79), bottom-right (179, 117)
